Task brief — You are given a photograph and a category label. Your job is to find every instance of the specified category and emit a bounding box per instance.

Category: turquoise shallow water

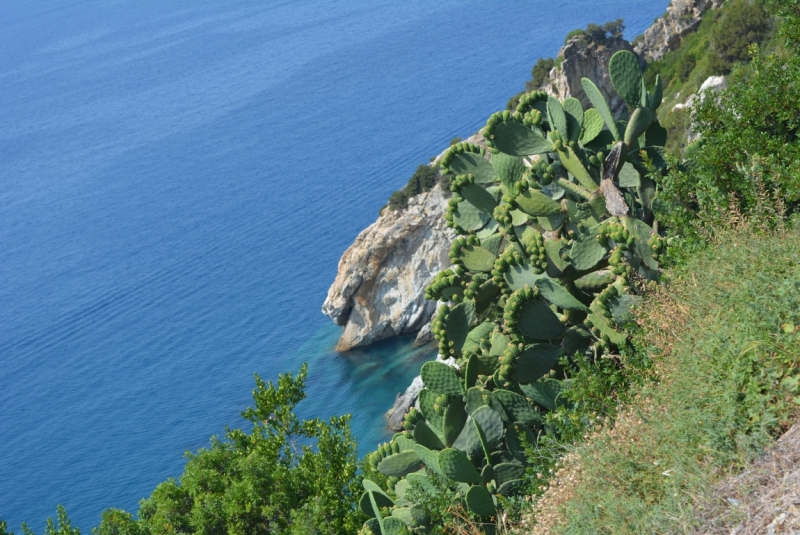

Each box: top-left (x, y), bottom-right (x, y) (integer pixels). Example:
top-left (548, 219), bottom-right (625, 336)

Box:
top-left (0, 1), bottom-right (669, 530)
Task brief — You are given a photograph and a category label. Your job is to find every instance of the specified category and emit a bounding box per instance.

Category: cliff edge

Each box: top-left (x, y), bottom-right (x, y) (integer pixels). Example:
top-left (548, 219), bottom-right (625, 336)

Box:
top-left (323, 2), bottom-right (724, 354)
top-left (321, 180), bottom-right (456, 352)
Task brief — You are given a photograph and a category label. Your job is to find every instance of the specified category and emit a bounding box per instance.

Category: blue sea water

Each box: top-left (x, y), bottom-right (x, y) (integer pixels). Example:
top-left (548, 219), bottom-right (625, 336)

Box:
top-left (0, 1), bottom-right (670, 530)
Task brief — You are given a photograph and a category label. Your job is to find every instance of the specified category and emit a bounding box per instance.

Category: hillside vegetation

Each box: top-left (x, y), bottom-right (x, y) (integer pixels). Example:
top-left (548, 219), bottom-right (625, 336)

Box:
top-left (4, 1), bottom-right (800, 534)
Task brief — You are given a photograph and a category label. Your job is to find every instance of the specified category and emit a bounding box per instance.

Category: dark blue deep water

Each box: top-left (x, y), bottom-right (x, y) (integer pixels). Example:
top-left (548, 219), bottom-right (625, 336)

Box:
top-left (0, 1), bottom-right (669, 530)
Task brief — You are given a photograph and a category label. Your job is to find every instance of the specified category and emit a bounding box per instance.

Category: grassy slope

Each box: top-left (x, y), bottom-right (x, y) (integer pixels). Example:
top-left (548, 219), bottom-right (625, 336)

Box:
top-left (521, 226), bottom-right (800, 534)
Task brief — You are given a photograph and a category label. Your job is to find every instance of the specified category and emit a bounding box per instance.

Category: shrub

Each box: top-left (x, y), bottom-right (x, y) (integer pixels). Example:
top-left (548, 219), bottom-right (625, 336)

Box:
top-left (531, 57), bottom-right (555, 88)
top-left (386, 164), bottom-right (441, 212)
top-left (709, 0), bottom-right (770, 74)
top-left (675, 52), bottom-right (696, 82)
top-left (566, 19), bottom-right (625, 46)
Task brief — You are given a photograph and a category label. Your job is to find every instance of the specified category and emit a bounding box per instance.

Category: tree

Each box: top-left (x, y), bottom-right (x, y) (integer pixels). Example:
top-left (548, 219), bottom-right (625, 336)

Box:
top-left (710, 0), bottom-right (770, 74)
top-left (93, 364), bottom-right (364, 535)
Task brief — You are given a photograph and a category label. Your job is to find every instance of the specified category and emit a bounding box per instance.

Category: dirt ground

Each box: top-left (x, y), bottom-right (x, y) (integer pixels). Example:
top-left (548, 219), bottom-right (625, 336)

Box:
top-left (698, 423), bottom-right (800, 534)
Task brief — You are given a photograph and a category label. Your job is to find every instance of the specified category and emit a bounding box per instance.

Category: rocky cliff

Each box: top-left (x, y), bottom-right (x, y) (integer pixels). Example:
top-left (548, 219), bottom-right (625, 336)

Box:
top-left (323, 4), bottom-right (723, 355)
top-left (322, 175), bottom-right (457, 352)
top-left (547, 36), bottom-right (639, 119)
top-left (634, 0), bottom-right (724, 62)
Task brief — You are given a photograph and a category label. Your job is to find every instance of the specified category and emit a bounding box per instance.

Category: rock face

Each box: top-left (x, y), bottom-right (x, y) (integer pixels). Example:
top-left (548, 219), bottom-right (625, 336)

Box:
top-left (547, 36), bottom-right (639, 118)
top-left (324, 3), bottom-right (725, 353)
top-left (322, 181), bottom-right (456, 352)
top-left (323, 134), bottom-right (490, 352)
top-left (673, 75), bottom-right (727, 143)
top-left (634, 0), bottom-right (724, 62)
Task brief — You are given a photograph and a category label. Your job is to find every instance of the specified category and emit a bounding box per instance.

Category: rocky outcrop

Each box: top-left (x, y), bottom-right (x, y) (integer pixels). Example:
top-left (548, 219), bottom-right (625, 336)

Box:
top-left (385, 356), bottom-right (456, 431)
top-left (385, 376), bottom-right (423, 431)
top-left (547, 36), bottom-right (640, 118)
top-left (634, 0), bottom-right (724, 62)
top-left (673, 75), bottom-right (727, 143)
top-left (324, 4), bottom-right (725, 353)
top-left (322, 184), bottom-right (454, 351)
top-left (323, 134), bottom-right (492, 352)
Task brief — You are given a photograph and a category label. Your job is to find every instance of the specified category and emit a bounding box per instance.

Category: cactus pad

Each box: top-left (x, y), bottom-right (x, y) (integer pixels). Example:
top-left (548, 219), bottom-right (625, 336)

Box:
top-left (557, 146), bottom-right (598, 192)
top-left (617, 162), bottom-right (640, 188)
top-left (462, 321), bottom-right (495, 356)
top-left (406, 472), bottom-right (437, 497)
top-left (491, 121), bottom-right (554, 156)
top-left (503, 262), bottom-right (547, 291)
top-left (359, 490), bottom-right (394, 517)
top-left (363, 478), bottom-right (389, 495)
top-left (547, 95), bottom-right (568, 139)
top-left (497, 479), bottom-right (524, 497)
top-left (493, 462), bottom-right (525, 486)
top-left (581, 78), bottom-right (620, 140)
top-left (443, 396), bottom-right (468, 447)
top-left (515, 189), bottom-right (563, 217)
top-left (461, 183), bottom-right (498, 216)
top-left (390, 507), bottom-right (414, 527)
top-left (588, 312), bottom-right (628, 346)
top-left (460, 245), bottom-right (496, 273)
top-left (492, 152), bottom-right (526, 192)
top-left (650, 73), bottom-right (663, 110)
top-left (382, 517), bottom-right (411, 535)
top-left (453, 200), bottom-right (490, 231)
top-left (492, 389), bottom-right (541, 426)
top-left (413, 444), bottom-right (443, 477)
top-left (520, 378), bottom-right (564, 410)
top-left (413, 419), bottom-right (445, 450)
top-left (624, 107), bottom-right (653, 147)
top-left (465, 386), bottom-right (488, 415)
top-left (378, 450), bottom-right (423, 477)
top-left (516, 299), bottom-right (564, 340)
top-left (513, 343), bottom-right (561, 384)
top-left (574, 269), bottom-right (616, 291)
top-left (465, 484), bottom-right (497, 517)
top-left (469, 405), bottom-right (505, 452)
top-left (608, 294), bottom-right (640, 325)
top-left (421, 361), bottom-right (463, 395)
top-left (580, 108), bottom-right (604, 144)
top-left (609, 50), bottom-right (643, 108)
top-left (535, 278), bottom-right (589, 311)
top-left (438, 448), bottom-right (482, 483)
top-left (417, 389), bottom-right (441, 431)
top-left (569, 225), bottom-right (607, 270)
top-left (445, 300), bottom-right (475, 355)
top-left (447, 152), bottom-right (495, 184)
top-left (562, 97), bottom-right (584, 142)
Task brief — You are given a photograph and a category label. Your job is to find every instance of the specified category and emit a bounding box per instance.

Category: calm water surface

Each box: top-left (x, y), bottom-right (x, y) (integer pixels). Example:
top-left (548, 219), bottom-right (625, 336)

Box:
top-left (0, 1), bottom-right (669, 530)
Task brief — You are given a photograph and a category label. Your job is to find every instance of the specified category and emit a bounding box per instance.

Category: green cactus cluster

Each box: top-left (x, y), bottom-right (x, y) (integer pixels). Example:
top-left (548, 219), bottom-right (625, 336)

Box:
top-left (360, 50), bottom-right (669, 534)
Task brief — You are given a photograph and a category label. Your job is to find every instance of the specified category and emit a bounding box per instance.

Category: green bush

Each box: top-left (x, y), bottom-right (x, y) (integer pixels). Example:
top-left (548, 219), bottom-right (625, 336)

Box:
top-left (102, 365), bottom-right (364, 535)
top-left (709, 0), bottom-right (770, 74)
top-left (675, 52), bottom-right (696, 82)
top-left (565, 19), bottom-right (624, 46)
top-left (661, 43), bottom-right (800, 234)
top-left (530, 57), bottom-right (555, 89)
top-left (386, 164), bottom-right (441, 212)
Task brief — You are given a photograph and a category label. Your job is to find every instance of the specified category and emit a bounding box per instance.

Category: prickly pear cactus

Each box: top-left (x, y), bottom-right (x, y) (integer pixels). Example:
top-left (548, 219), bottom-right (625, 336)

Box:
top-left (360, 50), bottom-right (668, 533)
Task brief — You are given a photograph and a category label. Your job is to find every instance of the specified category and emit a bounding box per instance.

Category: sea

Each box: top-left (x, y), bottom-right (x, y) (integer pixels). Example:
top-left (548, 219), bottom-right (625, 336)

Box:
top-left (0, 1), bottom-right (670, 531)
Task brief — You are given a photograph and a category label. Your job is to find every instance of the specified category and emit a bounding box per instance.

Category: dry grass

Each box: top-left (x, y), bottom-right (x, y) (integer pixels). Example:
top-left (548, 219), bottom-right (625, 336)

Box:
top-left (696, 423), bottom-right (800, 534)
